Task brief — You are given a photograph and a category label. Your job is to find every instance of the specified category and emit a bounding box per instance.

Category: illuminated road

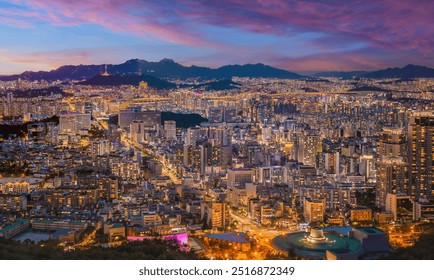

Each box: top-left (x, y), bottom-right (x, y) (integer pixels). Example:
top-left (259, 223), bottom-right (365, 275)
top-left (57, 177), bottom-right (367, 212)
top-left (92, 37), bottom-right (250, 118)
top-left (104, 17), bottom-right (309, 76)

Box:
top-left (97, 119), bottom-right (109, 130)
top-left (229, 208), bottom-right (297, 256)
top-left (121, 131), bottom-right (182, 185)
top-left (66, 98), bottom-right (76, 111)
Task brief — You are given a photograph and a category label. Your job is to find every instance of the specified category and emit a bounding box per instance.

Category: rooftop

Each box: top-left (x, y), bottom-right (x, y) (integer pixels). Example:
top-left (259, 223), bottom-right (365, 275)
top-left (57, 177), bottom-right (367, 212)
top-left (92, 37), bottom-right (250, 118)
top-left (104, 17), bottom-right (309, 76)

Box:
top-left (356, 227), bottom-right (384, 235)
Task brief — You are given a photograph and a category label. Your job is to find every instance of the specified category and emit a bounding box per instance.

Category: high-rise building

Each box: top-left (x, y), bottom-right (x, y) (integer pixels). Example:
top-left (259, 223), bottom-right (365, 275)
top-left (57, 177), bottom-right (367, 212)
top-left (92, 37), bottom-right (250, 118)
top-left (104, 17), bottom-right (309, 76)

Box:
top-left (376, 126), bottom-right (408, 209)
top-left (376, 156), bottom-right (408, 209)
top-left (59, 112), bottom-right (91, 134)
top-left (201, 202), bottom-right (228, 229)
top-left (164, 120), bottom-right (176, 140)
top-left (130, 120), bottom-right (145, 144)
top-left (98, 176), bottom-right (119, 201)
top-left (185, 127), bottom-right (208, 146)
top-left (324, 151), bottom-right (339, 175)
top-left (6, 92), bottom-right (13, 104)
top-left (223, 106), bottom-right (237, 123)
top-left (303, 197), bottom-right (325, 223)
top-left (227, 168), bottom-right (255, 189)
top-left (261, 126), bottom-right (272, 143)
top-left (299, 130), bottom-right (321, 166)
top-left (209, 127), bottom-right (230, 146)
top-left (359, 155), bottom-right (375, 179)
top-left (208, 107), bottom-right (223, 123)
top-left (59, 114), bottom-right (76, 134)
top-left (75, 113), bottom-right (91, 131)
top-left (119, 109), bottom-right (161, 129)
top-left (227, 168), bottom-right (256, 207)
top-left (385, 193), bottom-right (414, 222)
top-left (407, 112), bottom-right (434, 201)
top-left (378, 127), bottom-right (407, 158)
top-left (91, 139), bottom-right (110, 156)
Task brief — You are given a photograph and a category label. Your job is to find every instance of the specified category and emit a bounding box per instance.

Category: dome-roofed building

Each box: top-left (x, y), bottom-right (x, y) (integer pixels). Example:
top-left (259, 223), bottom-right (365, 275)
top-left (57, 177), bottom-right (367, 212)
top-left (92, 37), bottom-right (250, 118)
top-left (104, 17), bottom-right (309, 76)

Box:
top-left (272, 227), bottom-right (390, 260)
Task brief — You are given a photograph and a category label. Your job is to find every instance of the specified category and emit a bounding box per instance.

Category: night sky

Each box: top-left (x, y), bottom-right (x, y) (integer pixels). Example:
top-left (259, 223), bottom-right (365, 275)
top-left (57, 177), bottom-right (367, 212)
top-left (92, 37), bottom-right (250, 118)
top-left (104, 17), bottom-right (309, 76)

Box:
top-left (1, 0), bottom-right (433, 74)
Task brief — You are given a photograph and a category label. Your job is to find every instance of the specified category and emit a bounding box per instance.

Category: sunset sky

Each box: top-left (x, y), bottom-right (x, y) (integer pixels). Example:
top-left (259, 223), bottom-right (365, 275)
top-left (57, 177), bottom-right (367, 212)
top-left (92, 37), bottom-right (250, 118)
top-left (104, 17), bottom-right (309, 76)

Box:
top-left (1, 0), bottom-right (433, 74)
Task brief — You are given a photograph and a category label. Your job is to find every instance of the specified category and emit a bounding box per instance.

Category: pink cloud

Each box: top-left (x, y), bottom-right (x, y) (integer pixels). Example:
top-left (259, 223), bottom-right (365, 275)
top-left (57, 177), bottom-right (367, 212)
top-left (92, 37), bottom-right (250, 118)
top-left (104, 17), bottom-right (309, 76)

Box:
top-left (9, 0), bottom-right (220, 48)
top-left (2, 0), bottom-right (434, 71)
top-left (0, 47), bottom-right (130, 73)
top-left (10, 0), bottom-right (434, 54)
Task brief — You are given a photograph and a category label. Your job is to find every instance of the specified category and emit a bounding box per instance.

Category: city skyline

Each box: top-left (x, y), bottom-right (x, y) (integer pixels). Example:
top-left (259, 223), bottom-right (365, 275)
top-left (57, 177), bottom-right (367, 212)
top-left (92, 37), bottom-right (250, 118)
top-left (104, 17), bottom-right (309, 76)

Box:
top-left (1, 0), bottom-right (434, 74)
top-left (1, 0), bottom-right (434, 263)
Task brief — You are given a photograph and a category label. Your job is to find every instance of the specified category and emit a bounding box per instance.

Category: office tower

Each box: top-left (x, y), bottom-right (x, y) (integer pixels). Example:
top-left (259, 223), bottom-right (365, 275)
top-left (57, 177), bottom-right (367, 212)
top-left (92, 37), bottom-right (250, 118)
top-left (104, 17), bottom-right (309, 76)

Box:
top-left (59, 114), bottom-right (76, 134)
top-left (75, 113), bottom-right (91, 131)
top-left (408, 112), bottom-right (434, 201)
top-left (130, 120), bottom-right (145, 144)
top-left (223, 106), bottom-right (237, 123)
top-left (119, 109), bottom-right (138, 129)
top-left (227, 168), bottom-right (255, 189)
top-left (227, 169), bottom-right (256, 206)
top-left (219, 145), bottom-right (232, 168)
top-left (164, 120), bottom-right (176, 140)
top-left (59, 112), bottom-right (91, 134)
top-left (119, 109), bottom-right (161, 129)
top-left (185, 127), bottom-right (208, 146)
top-left (208, 107), bottom-right (223, 123)
top-left (83, 102), bottom-right (93, 115)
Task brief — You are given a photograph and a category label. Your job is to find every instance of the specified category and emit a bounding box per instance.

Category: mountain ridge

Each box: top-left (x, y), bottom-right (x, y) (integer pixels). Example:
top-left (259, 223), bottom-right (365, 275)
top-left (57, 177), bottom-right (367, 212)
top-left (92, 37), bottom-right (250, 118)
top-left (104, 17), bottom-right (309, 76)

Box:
top-left (0, 58), bottom-right (303, 81)
top-left (363, 64), bottom-right (434, 79)
top-left (2, 60), bottom-right (434, 81)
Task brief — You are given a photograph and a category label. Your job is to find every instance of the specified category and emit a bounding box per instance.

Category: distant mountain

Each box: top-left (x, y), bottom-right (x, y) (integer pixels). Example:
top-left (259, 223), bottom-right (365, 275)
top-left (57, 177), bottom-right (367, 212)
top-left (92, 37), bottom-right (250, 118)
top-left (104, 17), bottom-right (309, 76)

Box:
top-left (78, 74), bottom-right (176, 89)
top-left (313, 71), bottom-right (368, 78)
top-left (363, 64), bottom-right (434, 79)
top-left (214, 63), bottom-right (303, 79)
top-left (0, 58), bottom-right (303, 82)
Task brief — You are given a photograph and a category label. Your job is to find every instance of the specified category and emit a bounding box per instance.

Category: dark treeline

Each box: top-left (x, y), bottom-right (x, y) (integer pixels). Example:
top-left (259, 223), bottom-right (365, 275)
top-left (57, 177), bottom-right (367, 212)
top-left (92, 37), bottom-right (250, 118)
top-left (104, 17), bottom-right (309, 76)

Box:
top-left (0, 238), bottom-right (198, 260)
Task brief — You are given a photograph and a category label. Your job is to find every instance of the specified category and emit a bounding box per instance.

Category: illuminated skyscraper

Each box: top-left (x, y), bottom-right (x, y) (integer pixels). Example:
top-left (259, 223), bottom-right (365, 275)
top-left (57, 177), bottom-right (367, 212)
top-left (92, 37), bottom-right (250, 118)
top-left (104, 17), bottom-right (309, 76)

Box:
top-left (299, 130), bottom-right (321, 166)
top-left (378, 127), bottom-right (407, 158)
top-left (407, 112), bottom-right (434, 201)
top-left (376, 127), bottom-right (408, 209)
top-left (376, 157), bottom-right (408, 209)
top-left (207, 107), bottom-right (223, 123)
top-left (164, 120), bottom-right (176, 140)
top-left (130, 120), bottom-right (145, 144)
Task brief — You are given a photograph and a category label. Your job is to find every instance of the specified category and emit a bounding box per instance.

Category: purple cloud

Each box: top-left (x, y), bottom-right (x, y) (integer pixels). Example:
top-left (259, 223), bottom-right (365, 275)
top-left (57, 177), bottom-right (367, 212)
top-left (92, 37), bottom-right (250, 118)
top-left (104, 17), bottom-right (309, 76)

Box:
top-left (3, 0), bottom-right (434, 71)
